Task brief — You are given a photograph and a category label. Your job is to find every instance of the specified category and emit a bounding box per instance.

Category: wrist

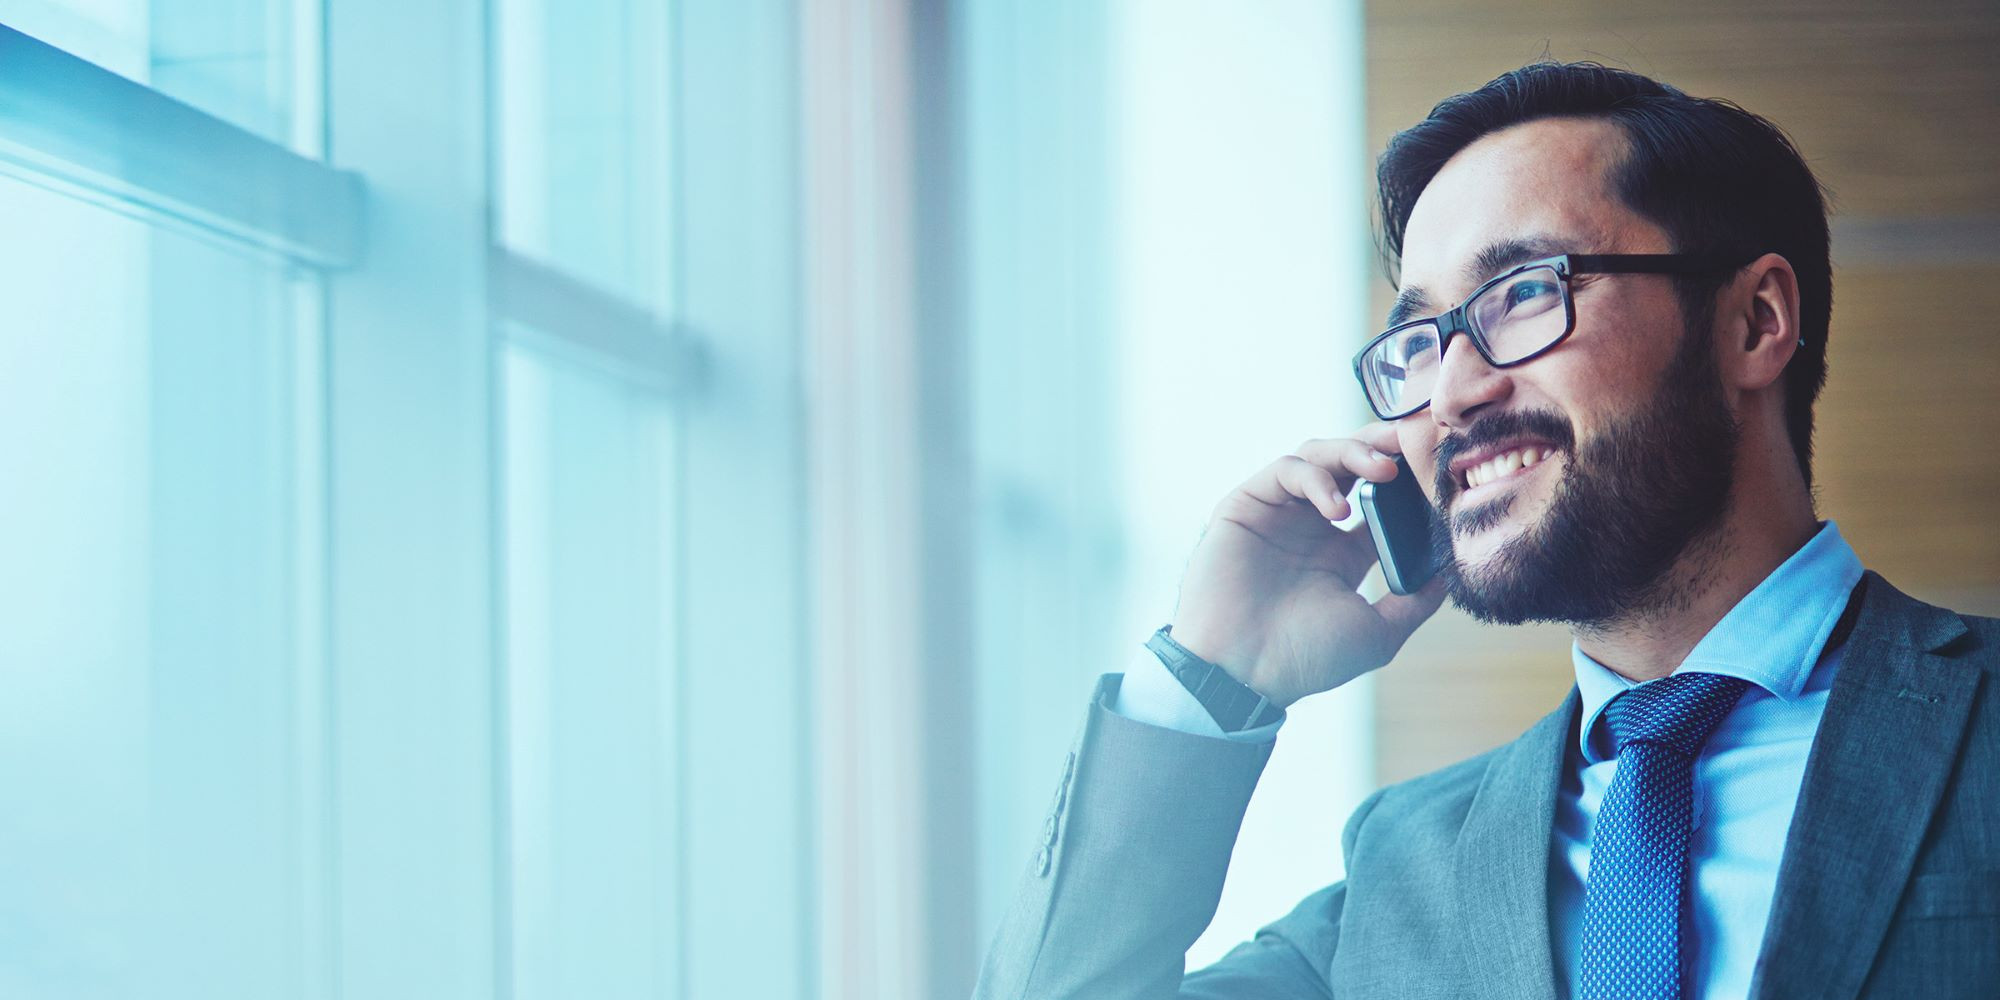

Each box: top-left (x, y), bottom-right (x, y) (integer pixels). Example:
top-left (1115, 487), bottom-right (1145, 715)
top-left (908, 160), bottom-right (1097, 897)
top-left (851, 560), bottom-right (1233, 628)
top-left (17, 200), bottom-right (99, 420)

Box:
top-left (1165, 625), bottom-right (1296, 707)
top-left (1147, 625), bottom-right (1285, 730)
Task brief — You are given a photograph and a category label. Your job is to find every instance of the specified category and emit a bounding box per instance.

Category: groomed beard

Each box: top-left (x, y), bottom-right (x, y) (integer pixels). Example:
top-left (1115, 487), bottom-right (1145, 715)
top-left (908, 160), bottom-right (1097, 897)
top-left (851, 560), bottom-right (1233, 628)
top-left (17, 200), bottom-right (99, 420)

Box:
top-left (1431, 326), bottom-right (1740, 627)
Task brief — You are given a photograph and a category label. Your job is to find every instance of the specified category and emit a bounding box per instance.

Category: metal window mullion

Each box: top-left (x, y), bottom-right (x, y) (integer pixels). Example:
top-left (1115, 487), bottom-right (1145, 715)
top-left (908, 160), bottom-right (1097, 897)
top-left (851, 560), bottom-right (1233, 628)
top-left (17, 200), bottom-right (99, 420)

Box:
top-left (0, 23), bottom-right (363, 268)
top-left (488, 247), bottom-right (706, 396)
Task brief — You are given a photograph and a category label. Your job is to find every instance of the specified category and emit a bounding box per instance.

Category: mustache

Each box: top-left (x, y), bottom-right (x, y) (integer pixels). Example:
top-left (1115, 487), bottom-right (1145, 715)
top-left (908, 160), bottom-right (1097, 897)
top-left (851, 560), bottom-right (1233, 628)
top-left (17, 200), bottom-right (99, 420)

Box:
top-left (1433, 408), bottom-right (1576, 498)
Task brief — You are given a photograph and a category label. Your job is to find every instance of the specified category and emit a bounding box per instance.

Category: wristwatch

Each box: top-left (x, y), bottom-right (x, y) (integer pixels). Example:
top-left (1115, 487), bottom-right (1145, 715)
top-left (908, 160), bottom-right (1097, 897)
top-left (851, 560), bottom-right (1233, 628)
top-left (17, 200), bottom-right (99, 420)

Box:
top-left (1145, 625), bottom-right (1280, 732)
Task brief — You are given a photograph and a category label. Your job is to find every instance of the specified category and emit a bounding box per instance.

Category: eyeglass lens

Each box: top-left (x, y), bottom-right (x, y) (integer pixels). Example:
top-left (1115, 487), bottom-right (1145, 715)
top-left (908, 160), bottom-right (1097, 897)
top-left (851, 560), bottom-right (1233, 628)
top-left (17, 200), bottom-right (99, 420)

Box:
top-left (1362, 264), bottom-right (1570, 417)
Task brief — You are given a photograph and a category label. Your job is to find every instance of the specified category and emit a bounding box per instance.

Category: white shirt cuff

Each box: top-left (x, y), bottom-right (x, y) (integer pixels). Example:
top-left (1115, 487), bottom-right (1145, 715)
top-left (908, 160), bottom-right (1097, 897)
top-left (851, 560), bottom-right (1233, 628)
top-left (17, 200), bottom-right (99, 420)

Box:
top-left (1111, 637), bottom-right (1283, 743)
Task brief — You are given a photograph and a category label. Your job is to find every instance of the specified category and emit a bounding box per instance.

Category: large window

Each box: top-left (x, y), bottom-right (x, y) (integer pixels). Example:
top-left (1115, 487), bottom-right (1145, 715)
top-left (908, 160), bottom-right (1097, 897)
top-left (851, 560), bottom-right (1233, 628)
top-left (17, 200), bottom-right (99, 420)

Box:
top-left (0, 3), bottom-right (806, 998)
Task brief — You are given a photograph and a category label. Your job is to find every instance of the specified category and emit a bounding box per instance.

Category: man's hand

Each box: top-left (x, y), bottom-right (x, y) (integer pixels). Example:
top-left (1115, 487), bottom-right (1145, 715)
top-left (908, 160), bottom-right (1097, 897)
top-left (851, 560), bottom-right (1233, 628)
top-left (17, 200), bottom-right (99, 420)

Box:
top-left (1169, 422), bottom-right (1448, 708)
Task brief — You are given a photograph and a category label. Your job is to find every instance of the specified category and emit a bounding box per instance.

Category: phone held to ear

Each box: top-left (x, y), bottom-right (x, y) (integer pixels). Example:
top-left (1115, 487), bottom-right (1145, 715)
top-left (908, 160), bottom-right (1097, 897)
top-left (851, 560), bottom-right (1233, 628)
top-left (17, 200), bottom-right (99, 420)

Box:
top-left (1355, 454), bottom-right (1440, 596)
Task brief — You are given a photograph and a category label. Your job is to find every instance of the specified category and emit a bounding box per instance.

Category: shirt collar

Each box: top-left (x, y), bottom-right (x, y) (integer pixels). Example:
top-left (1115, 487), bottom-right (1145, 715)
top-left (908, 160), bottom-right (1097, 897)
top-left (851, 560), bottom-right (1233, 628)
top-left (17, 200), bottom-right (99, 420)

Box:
top-left (1571, 520), bottom-right (1864, 762)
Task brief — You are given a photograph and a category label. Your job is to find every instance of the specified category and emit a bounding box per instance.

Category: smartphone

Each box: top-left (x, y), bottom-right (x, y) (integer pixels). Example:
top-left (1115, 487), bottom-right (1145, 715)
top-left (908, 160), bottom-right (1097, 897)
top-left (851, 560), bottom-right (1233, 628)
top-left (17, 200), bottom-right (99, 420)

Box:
top-left (1355, 454), bottom-right (1440, 596)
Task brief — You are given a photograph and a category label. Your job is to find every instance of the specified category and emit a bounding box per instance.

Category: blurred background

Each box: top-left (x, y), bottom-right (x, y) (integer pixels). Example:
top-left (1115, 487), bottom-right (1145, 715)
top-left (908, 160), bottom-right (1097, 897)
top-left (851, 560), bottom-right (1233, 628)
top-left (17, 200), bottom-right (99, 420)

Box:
top-left (0, 0), bottom-right (1993, 998)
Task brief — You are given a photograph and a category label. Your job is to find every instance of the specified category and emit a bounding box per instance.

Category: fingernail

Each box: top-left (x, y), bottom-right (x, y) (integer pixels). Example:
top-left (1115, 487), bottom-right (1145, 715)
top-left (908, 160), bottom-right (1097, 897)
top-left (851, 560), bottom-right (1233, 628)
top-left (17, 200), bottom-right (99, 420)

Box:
top-left (1368, 449), bottom-right (1390, 462)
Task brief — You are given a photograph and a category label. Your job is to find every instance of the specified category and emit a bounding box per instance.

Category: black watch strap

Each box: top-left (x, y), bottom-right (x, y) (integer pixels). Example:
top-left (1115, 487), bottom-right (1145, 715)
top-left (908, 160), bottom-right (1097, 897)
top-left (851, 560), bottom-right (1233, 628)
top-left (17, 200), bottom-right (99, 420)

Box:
top-left (1145, 625), bottom-right (1279, 732)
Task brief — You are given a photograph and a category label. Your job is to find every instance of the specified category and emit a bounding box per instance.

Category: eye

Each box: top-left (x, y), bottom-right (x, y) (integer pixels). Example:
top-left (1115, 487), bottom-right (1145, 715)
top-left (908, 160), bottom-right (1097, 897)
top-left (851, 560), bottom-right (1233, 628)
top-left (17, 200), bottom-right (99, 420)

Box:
top-left (1504, 280), bottom-right (1556, 310)
top-left (1398, 332), bottom-right (1436, 363)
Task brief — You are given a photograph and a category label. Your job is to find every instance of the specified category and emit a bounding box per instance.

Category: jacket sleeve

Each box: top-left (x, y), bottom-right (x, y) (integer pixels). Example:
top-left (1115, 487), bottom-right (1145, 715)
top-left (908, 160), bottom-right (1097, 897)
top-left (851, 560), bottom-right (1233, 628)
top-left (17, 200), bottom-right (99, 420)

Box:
top-left (973, 673), bottom-right (1359, 1000)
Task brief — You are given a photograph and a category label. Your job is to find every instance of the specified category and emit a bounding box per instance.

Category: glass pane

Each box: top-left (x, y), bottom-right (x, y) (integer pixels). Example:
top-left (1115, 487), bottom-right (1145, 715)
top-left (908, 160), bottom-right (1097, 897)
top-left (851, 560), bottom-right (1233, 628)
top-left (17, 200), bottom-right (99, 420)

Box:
top-left (494, 0), bottom-right (674, 311)
top-left (503, 341), bottom-right (682, 999)
top-left (1471, 265), bottom-right (1567, 363)
top-left (0, 174), bottom-right (323, 997)
top-left (0, 0), bottom-right (322, 151)
top-left (1369, 322), bottom-right (1441, 414)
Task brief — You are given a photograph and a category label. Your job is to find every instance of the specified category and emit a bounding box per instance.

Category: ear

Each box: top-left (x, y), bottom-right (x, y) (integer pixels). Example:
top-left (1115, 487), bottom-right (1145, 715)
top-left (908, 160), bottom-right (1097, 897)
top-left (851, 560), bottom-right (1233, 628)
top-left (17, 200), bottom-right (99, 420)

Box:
top-left (1720, 252), bottom-right (1801, 393)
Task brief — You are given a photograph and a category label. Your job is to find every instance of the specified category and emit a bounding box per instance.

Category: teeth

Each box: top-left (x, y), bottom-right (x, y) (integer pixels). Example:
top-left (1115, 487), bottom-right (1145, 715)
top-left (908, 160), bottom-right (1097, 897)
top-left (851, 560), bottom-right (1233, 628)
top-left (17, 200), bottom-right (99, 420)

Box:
top-left (1463, 445), bottom-right (1554, 490)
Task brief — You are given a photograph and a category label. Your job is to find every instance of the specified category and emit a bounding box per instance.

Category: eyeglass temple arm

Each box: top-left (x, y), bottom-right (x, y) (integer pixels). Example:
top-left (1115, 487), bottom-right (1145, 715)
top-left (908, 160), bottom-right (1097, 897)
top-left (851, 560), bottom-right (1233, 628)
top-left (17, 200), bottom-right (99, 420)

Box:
top-left (1566, 252), bottom-right (1754, 275)
top-left (1566, 252), bottom-right (1802, 345)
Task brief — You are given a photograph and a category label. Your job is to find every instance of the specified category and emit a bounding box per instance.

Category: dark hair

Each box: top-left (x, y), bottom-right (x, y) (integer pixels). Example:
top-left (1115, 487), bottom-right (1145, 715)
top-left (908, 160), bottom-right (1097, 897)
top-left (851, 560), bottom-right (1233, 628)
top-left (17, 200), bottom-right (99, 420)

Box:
top-left (1377, 61), bottom-right (1832, 489)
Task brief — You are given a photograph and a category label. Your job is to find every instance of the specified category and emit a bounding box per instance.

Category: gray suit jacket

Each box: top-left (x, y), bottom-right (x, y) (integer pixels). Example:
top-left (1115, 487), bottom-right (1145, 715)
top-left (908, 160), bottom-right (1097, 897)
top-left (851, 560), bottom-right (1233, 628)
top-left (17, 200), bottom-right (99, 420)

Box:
top-left (974, 572), bottom-right (2000, 999)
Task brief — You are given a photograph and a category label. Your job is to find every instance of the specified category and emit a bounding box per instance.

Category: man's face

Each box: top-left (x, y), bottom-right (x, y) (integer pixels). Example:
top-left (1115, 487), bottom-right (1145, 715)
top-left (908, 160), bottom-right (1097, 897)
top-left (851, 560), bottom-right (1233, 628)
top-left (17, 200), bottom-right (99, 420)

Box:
top-left (1391, 117), bottom-right (1738, 625)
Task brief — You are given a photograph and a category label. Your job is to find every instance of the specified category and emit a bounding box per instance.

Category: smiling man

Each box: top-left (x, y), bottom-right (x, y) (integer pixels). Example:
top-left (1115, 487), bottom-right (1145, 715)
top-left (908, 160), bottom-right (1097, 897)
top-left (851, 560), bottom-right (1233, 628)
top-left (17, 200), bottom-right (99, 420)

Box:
top-left (974, 63), bottom-right (1999, 1000)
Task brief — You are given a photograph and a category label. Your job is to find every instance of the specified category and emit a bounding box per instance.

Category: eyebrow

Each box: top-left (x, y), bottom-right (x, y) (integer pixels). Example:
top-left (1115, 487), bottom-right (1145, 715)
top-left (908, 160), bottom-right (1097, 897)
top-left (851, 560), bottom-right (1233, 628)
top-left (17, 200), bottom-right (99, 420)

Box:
top-left (1385, 235), bottom-right (1577, 328)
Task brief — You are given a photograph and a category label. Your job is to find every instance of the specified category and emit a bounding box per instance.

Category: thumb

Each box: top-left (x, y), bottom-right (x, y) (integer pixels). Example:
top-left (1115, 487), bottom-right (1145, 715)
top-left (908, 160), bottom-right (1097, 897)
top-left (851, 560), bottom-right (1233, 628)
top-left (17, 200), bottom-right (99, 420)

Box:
top-left (1370, 574), bottom-right (1447, 641)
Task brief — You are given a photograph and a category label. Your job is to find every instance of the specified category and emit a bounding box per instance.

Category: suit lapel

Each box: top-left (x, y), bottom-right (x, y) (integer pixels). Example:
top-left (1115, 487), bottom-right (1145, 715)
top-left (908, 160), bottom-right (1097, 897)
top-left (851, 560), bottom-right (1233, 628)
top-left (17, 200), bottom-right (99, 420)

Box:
top-left (1749, 572), bottom-right (1979, 1000)
top-left (1454, 688), bottom-right (1576, 1000)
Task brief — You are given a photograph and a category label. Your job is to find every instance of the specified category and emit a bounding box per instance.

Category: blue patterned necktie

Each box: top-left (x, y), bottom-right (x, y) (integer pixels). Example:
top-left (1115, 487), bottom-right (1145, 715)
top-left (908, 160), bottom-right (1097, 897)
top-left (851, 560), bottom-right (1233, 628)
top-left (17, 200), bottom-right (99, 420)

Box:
top-left (1578, 671), bottom-right (1752, 1000)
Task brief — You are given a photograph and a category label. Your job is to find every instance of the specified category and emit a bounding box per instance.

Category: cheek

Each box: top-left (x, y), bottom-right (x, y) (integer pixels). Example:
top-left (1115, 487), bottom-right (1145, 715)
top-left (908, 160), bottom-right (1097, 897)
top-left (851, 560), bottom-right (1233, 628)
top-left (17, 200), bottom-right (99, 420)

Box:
top-left (1394, 421), bottom-right (1442, 499)
top-left (1571, 293), bottom-right (1683, 384)
top-left (1517, 325), bottom-right (1656, 433)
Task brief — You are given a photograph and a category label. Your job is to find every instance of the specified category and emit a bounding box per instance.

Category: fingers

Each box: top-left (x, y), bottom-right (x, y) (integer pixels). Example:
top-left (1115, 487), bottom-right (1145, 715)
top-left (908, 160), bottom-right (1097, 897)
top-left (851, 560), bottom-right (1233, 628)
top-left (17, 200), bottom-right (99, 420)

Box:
top-left (1238, 455), bottom-right (1350, 522)
top-left (1349, 421), bottom-right (1403, 455)
top-left (1225, 425), bottom-right (1414, 525)
top-left (1292, 435), bottom-right (1400, 490)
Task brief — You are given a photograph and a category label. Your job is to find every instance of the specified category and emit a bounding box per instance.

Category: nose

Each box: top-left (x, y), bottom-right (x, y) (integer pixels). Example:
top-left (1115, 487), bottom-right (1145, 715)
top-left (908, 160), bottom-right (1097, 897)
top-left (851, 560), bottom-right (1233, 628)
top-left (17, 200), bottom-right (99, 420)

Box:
top-left (1428, 331), bottom-right (1513, 428)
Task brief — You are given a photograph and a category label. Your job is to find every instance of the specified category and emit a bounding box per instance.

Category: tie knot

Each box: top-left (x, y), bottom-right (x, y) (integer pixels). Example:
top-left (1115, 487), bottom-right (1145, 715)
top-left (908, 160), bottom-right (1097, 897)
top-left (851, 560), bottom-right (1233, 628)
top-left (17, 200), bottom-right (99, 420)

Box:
top-left (1600, 672), bottom-right (1752, 757)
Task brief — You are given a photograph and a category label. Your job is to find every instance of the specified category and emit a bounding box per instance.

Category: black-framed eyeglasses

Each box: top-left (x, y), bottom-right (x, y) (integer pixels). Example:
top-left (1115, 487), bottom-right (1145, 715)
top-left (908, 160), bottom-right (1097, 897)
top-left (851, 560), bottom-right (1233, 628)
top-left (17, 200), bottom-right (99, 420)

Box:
top-left (1351, 252), bottom-right (1751, 420)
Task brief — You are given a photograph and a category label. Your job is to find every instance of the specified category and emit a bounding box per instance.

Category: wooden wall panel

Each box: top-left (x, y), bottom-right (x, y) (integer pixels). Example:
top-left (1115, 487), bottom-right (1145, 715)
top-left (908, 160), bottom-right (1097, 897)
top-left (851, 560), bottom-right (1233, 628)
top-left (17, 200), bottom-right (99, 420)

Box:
top-left (1814, 266), bottom-right (2000, 588)
top-left (1364, 0), bottom-right (2000, 785)
top-left (1366, 1), bottom-right (2000, 219)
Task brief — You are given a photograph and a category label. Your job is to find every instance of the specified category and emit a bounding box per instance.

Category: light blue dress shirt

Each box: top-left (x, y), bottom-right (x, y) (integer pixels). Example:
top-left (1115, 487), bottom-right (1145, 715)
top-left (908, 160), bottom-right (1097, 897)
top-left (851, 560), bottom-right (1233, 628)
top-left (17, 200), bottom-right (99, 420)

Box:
top-left (1113, 520), bottom-right (1863, 998)
top-left (1553, 520), bottom-right (1862, 998)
